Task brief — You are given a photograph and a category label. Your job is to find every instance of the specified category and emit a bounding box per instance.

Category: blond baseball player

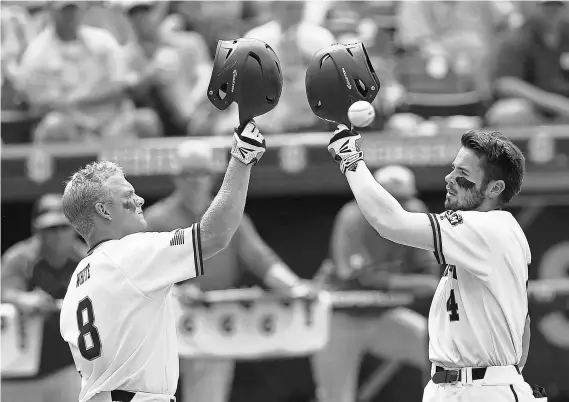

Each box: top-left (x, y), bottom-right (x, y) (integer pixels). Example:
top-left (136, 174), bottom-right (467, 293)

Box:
top-left (305, 42), bottom-right (547, 402)
top-left (59, 37), bottom-right (282, 402)
top-left (59, 119), bottom-right (266, 402)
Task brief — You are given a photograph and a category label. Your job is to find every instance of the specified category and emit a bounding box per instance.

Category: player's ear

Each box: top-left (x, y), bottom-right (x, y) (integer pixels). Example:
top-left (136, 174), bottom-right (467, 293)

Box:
top-left (487, 180), bottom-right (505, 199)
top-left (94, 202), bottom-right (112, 221)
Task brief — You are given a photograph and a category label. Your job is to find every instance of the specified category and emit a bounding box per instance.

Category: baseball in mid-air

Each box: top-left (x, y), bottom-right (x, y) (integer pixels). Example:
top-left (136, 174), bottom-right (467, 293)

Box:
top-left (348, 101), bottom-right (375, 127)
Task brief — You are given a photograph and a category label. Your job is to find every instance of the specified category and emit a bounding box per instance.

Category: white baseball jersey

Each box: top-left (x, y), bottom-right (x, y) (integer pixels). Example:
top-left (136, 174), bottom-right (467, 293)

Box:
top-left (60, 225), bottom-right (204, 402)
top-left (426, 210), bottom-right (530, 368)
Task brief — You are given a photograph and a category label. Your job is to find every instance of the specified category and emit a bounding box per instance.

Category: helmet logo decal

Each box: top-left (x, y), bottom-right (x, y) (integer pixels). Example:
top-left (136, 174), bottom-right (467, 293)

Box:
top-left (342, 68), bottom-right (352, 90)
top-left (231, 69), bottom-right (238, 93)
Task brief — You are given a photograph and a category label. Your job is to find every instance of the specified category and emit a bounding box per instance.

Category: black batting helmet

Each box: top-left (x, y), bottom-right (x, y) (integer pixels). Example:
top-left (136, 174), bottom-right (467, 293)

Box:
top-left (207, 38), bottom-right (283, 124)
top-left (305, 42), bottom-right (380, 126)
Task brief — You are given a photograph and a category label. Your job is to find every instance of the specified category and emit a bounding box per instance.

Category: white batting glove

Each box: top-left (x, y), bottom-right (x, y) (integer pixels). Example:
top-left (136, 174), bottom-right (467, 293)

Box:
top-left (328, 124), bottom-right (364, 174)
top-left (231, 120), bottom-right (266, 166)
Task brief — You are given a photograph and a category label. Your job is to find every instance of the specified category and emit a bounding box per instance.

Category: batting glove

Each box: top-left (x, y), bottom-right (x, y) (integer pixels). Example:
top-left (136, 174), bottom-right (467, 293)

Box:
top-left (328, 124), bottom-right (364, 174)
top-left (231, 120), bottom-right (266, 166)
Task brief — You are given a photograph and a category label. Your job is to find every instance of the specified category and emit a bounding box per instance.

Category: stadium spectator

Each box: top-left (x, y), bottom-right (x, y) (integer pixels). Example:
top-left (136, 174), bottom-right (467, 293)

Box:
top-left (487, 0), bottom-right (569, 127)
top-left (242, 1), bottom-right (336, 134)
top-left (394, 1), bottom-right (512, 119)
top-left (1, 3), bottom-right (43, 144)
top-left (164, 1), bottom-right (263, 59)
top-left (396, 1), bottom-right (511, 62)
top-left (118, 0), bottom-right (213, 136)
top-left (144, 139), bottom-right (314, 402)
top-left (1, 193), bottom-right (86, 402)
top-left (16, 1), bottom-right (161, 143)
top-left (312, 165), bottom-right (438, 402)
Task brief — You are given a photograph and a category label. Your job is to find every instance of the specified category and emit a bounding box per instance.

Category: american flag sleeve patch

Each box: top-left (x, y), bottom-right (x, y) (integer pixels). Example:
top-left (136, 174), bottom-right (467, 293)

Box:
top-left (170, 229), bottom-right (185, 246)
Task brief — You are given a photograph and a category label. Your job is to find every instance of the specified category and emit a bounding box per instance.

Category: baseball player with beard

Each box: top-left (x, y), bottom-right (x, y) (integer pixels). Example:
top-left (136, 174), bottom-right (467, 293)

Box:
top-left (305, 42), bottom-right (547, 401)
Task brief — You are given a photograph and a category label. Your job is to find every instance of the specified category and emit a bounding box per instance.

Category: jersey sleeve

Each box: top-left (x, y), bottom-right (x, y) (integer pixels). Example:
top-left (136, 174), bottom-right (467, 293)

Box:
top-left (427, 210), bottom-right (496, 279)
top-left (116, 224), bottom-right (204, 295)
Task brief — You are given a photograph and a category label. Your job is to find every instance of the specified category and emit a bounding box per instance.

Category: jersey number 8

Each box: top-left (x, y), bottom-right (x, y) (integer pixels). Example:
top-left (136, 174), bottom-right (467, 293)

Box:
top-left (446, 289), bottom-right (460, 322)
top-left (76, 297), bottom-right (102, 360)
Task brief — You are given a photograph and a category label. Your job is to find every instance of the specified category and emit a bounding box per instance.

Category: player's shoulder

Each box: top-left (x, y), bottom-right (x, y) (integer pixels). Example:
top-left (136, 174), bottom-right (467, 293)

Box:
top-left (437, 209), bottom-right (514, 227)
top-left (106, 232), bottom-right (156, 249)
top-left (440, 209), bottom-right (528, 251)
top-left (86, 235), bottom-right (148, 271)
top-left (467, 209), bottom-right (520, 228)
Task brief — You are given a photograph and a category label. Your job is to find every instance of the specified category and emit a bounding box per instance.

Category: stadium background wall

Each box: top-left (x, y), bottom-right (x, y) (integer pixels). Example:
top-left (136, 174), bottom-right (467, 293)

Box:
top-left (2, 192), bottom-right (569, 402)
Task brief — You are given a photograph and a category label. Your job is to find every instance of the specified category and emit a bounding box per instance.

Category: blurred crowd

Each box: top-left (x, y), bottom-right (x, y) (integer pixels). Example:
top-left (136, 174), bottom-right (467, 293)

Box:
top-left (2, 0), bottom-right (569, 145)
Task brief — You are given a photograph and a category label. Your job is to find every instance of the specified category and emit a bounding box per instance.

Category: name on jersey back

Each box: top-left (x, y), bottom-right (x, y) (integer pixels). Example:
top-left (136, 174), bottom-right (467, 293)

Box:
top-left (76, 264), bottom-right (91, 288)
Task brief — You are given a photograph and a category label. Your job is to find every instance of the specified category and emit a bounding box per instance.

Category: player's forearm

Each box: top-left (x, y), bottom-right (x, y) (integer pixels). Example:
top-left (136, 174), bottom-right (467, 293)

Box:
top-left (345, 161), bottom-right (406, 237)
top-left (200, 157), bottom-right (252, 259)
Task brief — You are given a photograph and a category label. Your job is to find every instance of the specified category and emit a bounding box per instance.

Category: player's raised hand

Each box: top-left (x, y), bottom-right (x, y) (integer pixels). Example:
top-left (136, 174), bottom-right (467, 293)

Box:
top-left (328, 124), bottom-right (364, 174)
top-left (231, 119), bottom-right (266, 166)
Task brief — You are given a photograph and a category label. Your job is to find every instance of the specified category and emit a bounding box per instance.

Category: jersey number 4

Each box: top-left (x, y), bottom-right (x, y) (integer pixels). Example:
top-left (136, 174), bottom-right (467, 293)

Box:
top-left (446, 289), bottom-right (460, 322)
top-left (76, 297), bottom-right (102, 360)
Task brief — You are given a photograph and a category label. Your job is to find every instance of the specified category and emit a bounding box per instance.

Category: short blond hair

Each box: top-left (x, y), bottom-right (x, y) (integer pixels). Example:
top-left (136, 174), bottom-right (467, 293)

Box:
top-left (62, 161), bottom-right (125, 239)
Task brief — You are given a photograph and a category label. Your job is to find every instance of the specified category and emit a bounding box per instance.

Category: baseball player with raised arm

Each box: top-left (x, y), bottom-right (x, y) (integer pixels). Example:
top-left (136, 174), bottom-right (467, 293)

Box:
top-left (59, 38), bottom-right (283, 402)
top-left (305, 42), bottom-right (547, 402)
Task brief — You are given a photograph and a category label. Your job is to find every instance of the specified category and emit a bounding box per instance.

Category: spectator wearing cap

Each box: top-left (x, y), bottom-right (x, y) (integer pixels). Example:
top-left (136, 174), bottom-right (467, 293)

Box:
top-left (15, 1), bottom-right (162, 143)
top-left (144, 139), bottom-right (313, 402)
top-left (487, 0), bottom-right (569, 127)
top-left (117, 0), bottom-right (213, 136)
top-left (311, 165), bottom-right (438, 402)
top-left (1, 193), bottom-right (87, 402)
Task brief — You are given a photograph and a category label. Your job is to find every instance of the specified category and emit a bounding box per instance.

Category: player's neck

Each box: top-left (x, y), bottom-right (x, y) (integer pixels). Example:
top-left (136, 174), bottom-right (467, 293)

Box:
top-left (477, 198), bottom-right (502, 212)
top-left (86, 228), bottom-right (123, 251)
